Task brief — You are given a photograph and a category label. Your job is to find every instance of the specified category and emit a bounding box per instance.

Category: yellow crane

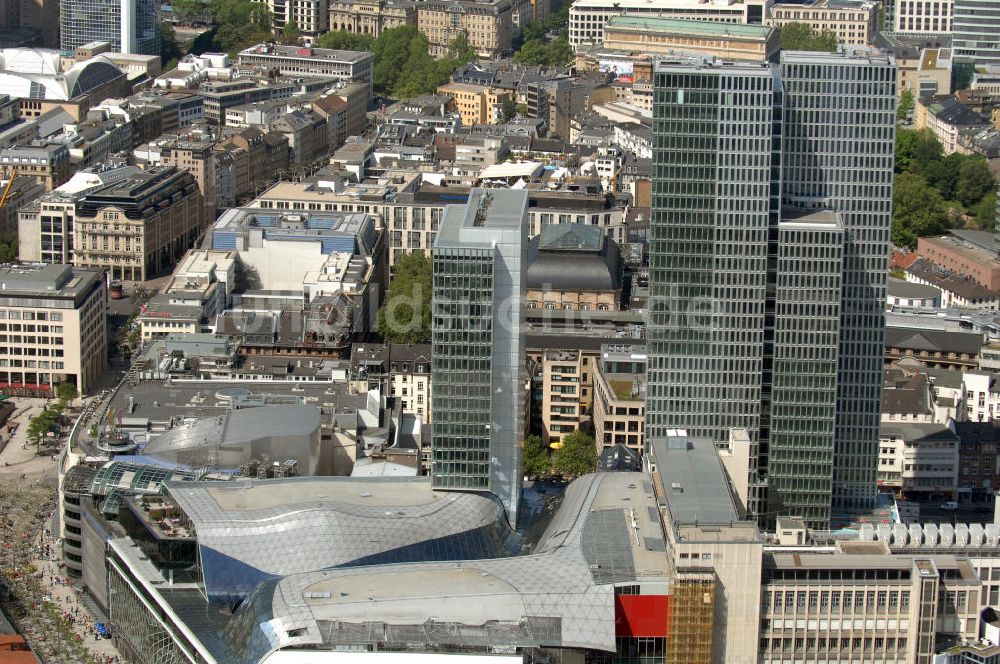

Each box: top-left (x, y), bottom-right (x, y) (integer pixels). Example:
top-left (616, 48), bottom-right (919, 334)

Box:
top-left (0, 170), bottom-right (16, 209)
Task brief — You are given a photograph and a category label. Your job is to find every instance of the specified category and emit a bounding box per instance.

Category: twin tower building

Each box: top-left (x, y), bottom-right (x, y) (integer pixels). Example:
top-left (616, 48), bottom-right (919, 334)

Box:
top-left (431, 49), bottom-right (897, 531)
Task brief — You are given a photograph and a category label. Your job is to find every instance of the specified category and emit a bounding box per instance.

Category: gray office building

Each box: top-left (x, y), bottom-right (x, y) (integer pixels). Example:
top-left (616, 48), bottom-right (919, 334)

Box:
top-left (431, 188), bottom-right (528, 525)
top-left (648, 50), bottom-right (896, 529)
top-left (953, 0), bottom-right (1000, 66)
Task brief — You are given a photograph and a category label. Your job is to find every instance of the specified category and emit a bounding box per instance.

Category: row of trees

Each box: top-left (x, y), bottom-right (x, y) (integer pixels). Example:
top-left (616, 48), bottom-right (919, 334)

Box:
top-left (892, 128), bottom-right (997, 247)
top-left (523, 431), bottom-right (598, 479)
top-left (25, 383), bottom-right (79, 449)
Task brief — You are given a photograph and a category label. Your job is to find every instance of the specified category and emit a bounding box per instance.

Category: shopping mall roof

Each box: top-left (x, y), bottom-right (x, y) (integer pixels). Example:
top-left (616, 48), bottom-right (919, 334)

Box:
top-left (206, 472), bottom-right (668, 662)
top-left (164, 476), bottom-right (512, 601)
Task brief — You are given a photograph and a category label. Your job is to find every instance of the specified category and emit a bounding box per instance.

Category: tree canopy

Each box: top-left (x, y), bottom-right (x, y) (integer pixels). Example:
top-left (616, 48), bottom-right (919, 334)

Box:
top-left (56, 382), bottom-right (79, 402)
top-left (0, 233), bottom-right (16, 263)
top-left (523, 434), bottom-right (551, 479)
top-left (170, 0), bottom-right (205, 24)
top-left (956, 157), bottom-right (996, 208)
top-left (514, 36), bottom-right (574, 67)
top-left (513, 4), bottom-right (573, 67)
top-left (892, 128), bottom-right (998, 246)
top-left (972, 191), bottom-right (998, 231)
top-left (160, 22), bottom-right (184, 70)
top-left (279, 21), bottom-right (301, 45)
top-left (206, 0), bottom-right (272, 55)
top-left (779, 22), bottom-right (839, 51)
top-left (892, 172), bottom-right (948, 248)
top-left (377, 252), bottom-right (432, 344)
top-left (896, 88), bottom-right (915, 123)
top-left (369, 27), bottom-right (477, 98)
top-left (316, 30), bottom-right (374, 51)
top-left (552, 430), bottom-right (598, 478)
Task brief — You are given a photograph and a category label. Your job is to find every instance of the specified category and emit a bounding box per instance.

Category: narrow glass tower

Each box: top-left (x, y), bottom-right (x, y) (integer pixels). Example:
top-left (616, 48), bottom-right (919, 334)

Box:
top-left (431, 188), bottom-right (528, 525)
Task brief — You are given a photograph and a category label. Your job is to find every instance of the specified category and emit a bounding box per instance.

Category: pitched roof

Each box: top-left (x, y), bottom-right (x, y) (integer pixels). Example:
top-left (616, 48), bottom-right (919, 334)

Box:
top-left (905, 258), bottom-right (998, 302)
top-left (885, 326), bottom-right (983, 355)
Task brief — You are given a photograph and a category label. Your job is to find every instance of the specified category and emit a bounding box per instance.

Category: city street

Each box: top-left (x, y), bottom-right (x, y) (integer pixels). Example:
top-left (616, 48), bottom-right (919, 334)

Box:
top-left (0, 398), bottom-right (125, 664)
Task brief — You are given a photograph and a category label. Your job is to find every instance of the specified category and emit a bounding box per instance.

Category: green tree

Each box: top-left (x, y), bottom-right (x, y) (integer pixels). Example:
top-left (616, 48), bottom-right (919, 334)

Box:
top-left (447, 32), bottom-right (477, 64)
top-left (779, 22), bottom-right (838, 51)
top-left (280, 20), bottom-right (301, 45)
top-left (514, 35), bottom-right (574, 66)
top-left (500, 96), bottom-right (517, 122)
top-left (923, 152), bottom-right (964, 201)
top-left (209, 0), bottom-right (271, 55)
top-left (159, 21), bottom-right (184, 70)
top-left (523, 434), bottom-right (551, 478)
top-left (377, 252), bottom-right (431, 343)
top-left (897, 88), bottom-right (915, 123)
top-left (892, 172), bottom-right (949, 248)
top-left (895, 128), bottom-right (918, 173)
top-left (316, 30), bottom-right (375, 51)
top-left (0, 233), bottom-right (15, 263)
top-left (972, 190), bottom-right (998, 231)
top-left (170, 0), bottom-right (203, 23)
top-left (372, 25), bottom-right (421, 94)
top-left (910, 128), bottom-right (943, 171)
top-left (56, 383), bottom-right (78, 402)
top-left (553, 430), bottom-right (598, 477)
top-left (955, 157), bottom-right (996, 208)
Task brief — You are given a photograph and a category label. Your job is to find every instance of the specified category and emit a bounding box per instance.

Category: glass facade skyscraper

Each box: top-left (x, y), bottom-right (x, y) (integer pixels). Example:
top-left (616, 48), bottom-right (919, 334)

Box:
top-left (60, 0), bottom-right (160, 55)
top-left (647, 60), bottom-right (780, 521)
top-left (953, 0), bottom-right (1000, 66)
top-left (780, 52), bottom-right (896, 516)
top-left (431, 188), bottom-right (528, 525)
top-left (648, 51), bottom-right (896, 529)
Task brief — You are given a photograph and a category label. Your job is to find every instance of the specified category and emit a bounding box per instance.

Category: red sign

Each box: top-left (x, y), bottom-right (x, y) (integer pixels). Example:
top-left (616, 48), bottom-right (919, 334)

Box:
top-left (615, 595), bottom-right (670, 638)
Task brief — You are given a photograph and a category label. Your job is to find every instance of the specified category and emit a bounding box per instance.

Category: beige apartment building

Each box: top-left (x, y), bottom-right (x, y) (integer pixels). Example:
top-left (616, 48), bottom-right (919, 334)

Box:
top-left (593, 343), bottom-right (645, 454)
top-left (157, 135), bottom-right (218, 222)
top-left (328, 0), bottom-right (416, 36)
top-left (767, 0), bottom-right (878, 46)
top-left (73, 167), bottom-right (204, 282)
top-left (417, 0), bottom-right (514, 58)
top-left (437, 82), bottom-right (512, 126)
top-left (0, 264), bottom-right (106, 396)
top-left (18, 191), bottom-right (77, 265)
top-left (539, 350), bottom-right (587, 446)
top-left (0, 143), bottom-right (71, 191)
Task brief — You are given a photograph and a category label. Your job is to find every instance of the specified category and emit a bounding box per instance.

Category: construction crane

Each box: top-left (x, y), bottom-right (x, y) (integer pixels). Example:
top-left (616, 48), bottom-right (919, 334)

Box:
top-left (0, 170), bottom-right (16, 209)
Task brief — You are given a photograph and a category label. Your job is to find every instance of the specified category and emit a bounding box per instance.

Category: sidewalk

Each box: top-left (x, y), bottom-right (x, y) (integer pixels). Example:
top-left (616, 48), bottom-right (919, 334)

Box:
top-left (30, 526), bottom-right (123, 663)
top-left (0, 399), bottom-right (60, 484)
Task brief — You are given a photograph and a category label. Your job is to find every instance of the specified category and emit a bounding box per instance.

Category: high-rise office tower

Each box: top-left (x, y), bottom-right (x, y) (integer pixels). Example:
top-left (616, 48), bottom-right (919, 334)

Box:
top-left (646, 60), bottom-right (779, 521)
top-left (60, 0), bottom-right (160, 55)
top-left (953, 0), bottom-right (1000, 66)
top-left (780, 52), bottom-right (896, 517)
top-left (431, 188), bottom-right (528, 525)
top-left (647, 51), bottom-right (896, 529)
